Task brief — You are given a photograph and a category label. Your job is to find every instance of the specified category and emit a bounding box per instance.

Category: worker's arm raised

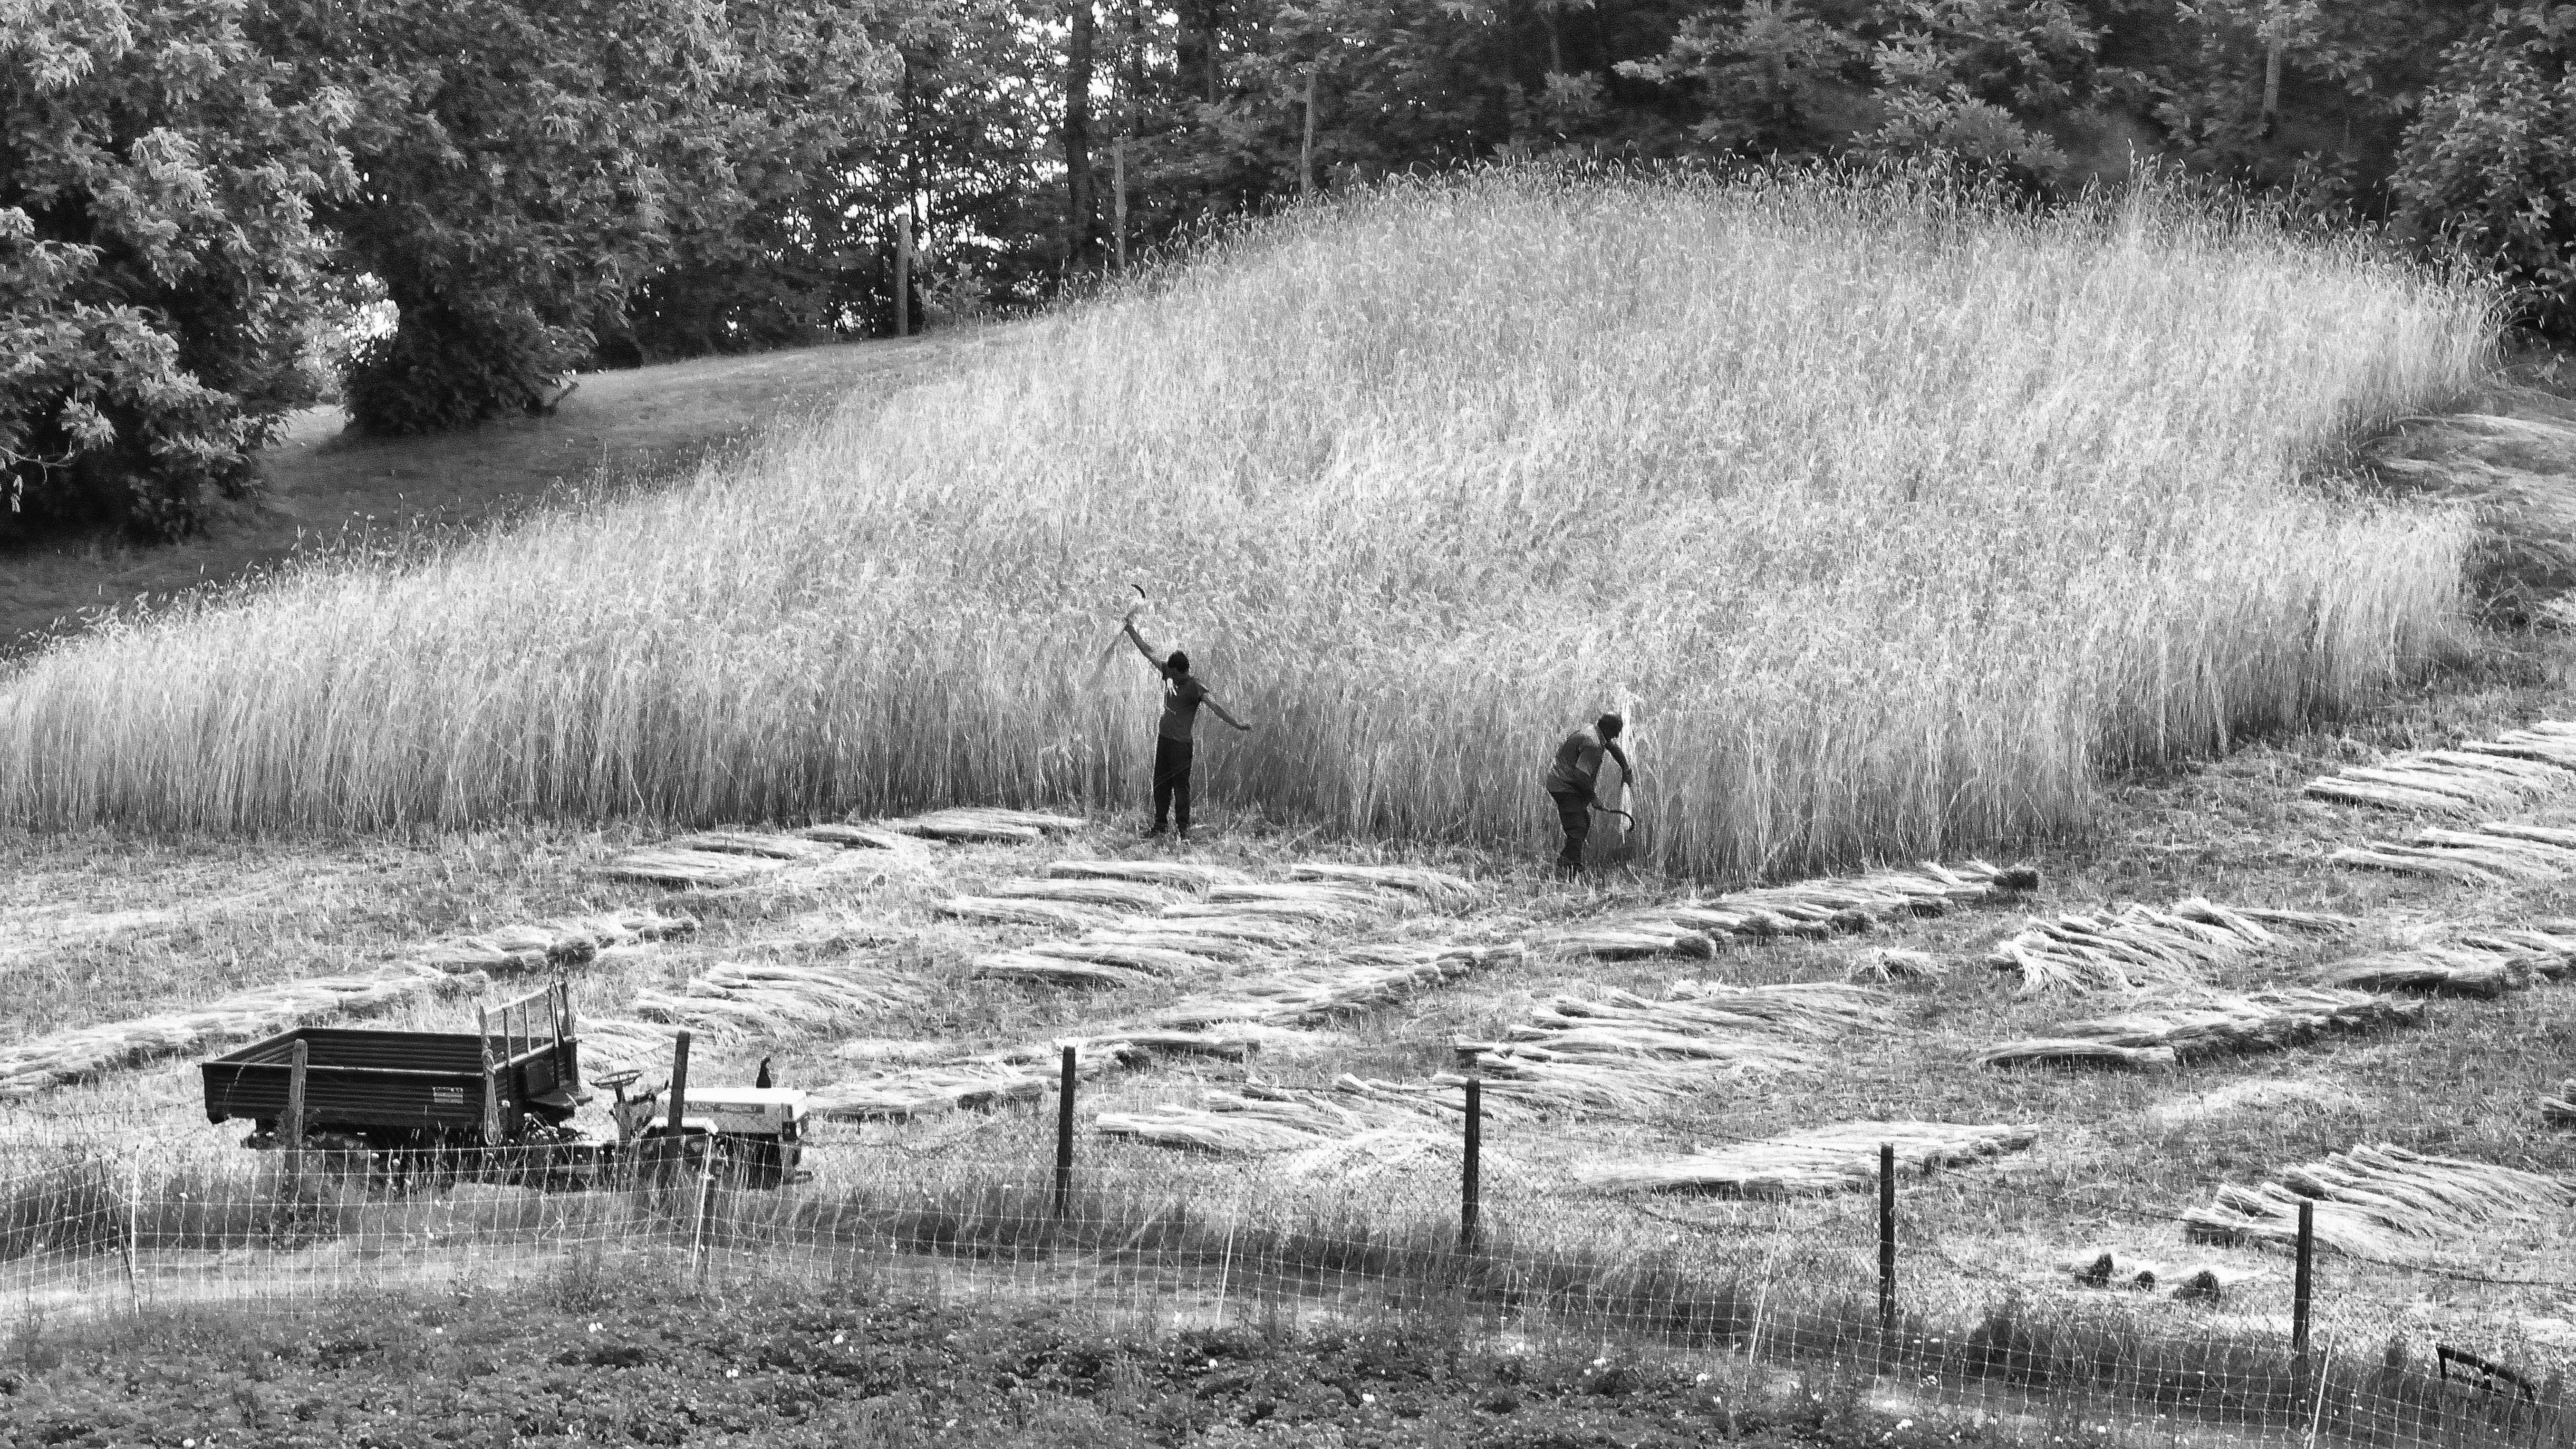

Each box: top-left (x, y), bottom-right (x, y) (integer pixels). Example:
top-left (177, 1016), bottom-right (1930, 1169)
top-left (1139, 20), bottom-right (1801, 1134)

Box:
top-left (1121, 611), bottom-right (1164, 668)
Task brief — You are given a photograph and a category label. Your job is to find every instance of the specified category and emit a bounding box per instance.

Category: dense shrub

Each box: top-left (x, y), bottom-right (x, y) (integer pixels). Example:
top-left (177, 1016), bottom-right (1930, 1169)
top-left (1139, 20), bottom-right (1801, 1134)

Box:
top-left (2394, 2), bottom-right (2576, 337)
top-left (0, 0), bottom-right (351, 541)
top-left (251, 0), bottom-right (899, 435)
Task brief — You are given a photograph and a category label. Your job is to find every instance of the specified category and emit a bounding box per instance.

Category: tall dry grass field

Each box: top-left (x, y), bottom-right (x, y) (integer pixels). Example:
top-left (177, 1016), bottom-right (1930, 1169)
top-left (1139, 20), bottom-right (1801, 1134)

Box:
top-left (0, 168), bottom-right (2494, 875)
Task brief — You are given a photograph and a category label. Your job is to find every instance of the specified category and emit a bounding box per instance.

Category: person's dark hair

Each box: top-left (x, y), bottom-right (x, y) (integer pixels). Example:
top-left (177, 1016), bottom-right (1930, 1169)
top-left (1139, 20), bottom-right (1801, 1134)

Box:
top-left (1168, 650), bottom-right (1191, 676)
top-left (1597, 712), bottom-right (1624, 739)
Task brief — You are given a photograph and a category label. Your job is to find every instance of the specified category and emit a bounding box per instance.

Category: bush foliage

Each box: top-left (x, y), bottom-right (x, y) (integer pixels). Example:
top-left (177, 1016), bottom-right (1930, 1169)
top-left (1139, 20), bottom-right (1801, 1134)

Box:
top-left (0, 0), bottom-right (351, 541)
top-left (2394, 2), bottom-right (2576, 335)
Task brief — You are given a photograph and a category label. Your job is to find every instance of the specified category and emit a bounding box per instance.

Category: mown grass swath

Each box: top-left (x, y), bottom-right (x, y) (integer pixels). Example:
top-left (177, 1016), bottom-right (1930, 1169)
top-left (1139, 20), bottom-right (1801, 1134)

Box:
top-left (0, 166), bottom-right (2491, 875)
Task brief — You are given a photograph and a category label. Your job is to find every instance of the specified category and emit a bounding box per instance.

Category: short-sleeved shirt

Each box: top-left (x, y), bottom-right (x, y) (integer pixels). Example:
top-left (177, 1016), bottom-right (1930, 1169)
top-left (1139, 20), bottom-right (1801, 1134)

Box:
top-left (1159, 668), bottom-right (1208, 742)
top-left (1544, 727), bottom-right (1606, 796)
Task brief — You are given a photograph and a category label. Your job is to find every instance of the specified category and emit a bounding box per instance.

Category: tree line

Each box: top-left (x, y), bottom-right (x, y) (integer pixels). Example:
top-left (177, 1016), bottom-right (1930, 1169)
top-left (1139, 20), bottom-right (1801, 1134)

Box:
top-left (3, 0), bottom-right (2571, 540)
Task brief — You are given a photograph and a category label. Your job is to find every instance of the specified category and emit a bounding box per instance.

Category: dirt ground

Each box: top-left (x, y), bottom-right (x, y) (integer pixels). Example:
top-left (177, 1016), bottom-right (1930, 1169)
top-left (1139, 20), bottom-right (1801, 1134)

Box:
top-left (0, 331), bottom-right (999, 657)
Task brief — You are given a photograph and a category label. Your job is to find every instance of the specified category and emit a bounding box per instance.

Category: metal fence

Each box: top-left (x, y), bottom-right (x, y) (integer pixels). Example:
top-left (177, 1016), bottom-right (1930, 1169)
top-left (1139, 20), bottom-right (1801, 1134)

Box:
top-left (0, 1123), bottom-right (2565, 1449)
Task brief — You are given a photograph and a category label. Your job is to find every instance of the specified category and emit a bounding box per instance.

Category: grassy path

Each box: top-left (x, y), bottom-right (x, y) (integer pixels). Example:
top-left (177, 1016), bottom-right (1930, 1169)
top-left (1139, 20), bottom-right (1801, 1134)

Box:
top-left (0, 331), bottom-right (995, 657)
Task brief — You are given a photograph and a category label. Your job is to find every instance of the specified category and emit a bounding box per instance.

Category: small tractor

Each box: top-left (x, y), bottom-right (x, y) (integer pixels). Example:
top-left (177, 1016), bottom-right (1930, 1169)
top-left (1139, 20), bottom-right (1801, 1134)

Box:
top-left (199, 981), bottom-right (808, 1189)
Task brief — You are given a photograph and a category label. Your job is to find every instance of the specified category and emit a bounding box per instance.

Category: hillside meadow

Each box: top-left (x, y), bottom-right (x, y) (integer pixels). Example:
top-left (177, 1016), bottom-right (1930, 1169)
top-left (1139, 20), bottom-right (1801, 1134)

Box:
top-left (0, 167), bottom-right (2496, 876)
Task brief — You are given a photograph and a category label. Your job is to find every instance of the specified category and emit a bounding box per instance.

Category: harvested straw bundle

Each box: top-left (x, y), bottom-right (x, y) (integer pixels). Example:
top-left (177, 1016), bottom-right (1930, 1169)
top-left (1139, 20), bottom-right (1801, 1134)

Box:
top-left (933, 896), bottom-right (1122, 931)
top-left (1658, 980), bottom-right (1895, 1038)
top-left (2543, 1083), bottom-right (2576, 1128)
top-left (410, 909), bottom-right (696, 975)
top-left (2332, 822), bottom-right (2576, 885)
top-left (988, 877), bottom-right (1178, 912)
top-left (1713, 859), bottom-right (2040, 916)
top-left (2460, 723), bottom-right (2576, 766)
top-left (1581, 1120), bottom-right (2038, 1197)
top-left (1471, 1029), bottom-right (1816, 1075)
top-left (1067, 927), bottom-right (1266, 963)
top-left (971, 952), bottom-right (1162, 988)
top-left (809, 1030), bottom-right (1255, 1121)
top-left (1152, 941), bottom-right (1524, 1030)
top-left (1544, 859), bottom-right (2039, 961)
top-left (667, 830), bottom-right (845, 860)
top-left (1533, 923), bottom-right (1718, 960)
top-left (979, 937), bottom-right (1221, 981)
top-left (799, 822), bottom-right (915, 850)
top-left (1438, 1043), bottom-right (1796, 1117)
top-left (1044, 859), bottom-right (1250, 889)
top-left (2305, 733), bottom-right (2576, 815)
top-left (1096, 1083), bottom-right (1438, 1154)
top-left (600, 847), bottom-right (789, 888)
top-left (0, 908), bottom-right (699, 1095)
top-left (578, 1017), bottom-right (684, 1074)
top-left (2182, 1144), bottom-right (2576, 1264)
top-left (1978, 987), bottom-right (2425, 1069)
top-left (2320, 947), bottom-right (2536, 998)
top-left (1162, 896), bottom-right (1367, 927)
top-left (812, 1056), bottom-right (1099, 1119)
top-left (1986, 898), bottom-right (2350, 995)
top-left (0, 965), bottom-right (449, 1096)
top-left (1519, 983), bottom-right (1894, 1048)
top-left (630, 962), bottom-right (919, 1037)
top-left (1205, 881), bottom-right (1393, 911)
top-left (878, 807), bottom-right (1085, 843)
top-left (1285, 862), bottom-right (1479, 901)
top-left (1844, 948), bottom-right (1944, 984)
top-left (1121, 914), bottom-right (1319, 950)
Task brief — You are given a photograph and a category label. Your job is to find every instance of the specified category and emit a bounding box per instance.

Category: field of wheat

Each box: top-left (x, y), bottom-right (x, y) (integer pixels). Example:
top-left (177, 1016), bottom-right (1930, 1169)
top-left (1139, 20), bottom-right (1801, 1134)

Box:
top-left (0, 166), bottom-right (2493, 875)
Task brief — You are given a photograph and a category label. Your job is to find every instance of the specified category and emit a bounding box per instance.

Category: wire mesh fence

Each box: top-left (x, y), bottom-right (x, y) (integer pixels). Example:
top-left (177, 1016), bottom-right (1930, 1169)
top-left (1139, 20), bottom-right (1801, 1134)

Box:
top-left (0, 1127), bottom-right (2564, 1449)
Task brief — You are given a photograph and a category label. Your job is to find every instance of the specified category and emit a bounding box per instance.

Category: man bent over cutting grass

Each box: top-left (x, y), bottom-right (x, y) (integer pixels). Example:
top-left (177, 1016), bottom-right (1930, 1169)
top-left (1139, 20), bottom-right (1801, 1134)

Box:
top-left (1545, 714), bottom-right (1632, 877)
top-left (1123, 609), bottom-right (1253, 839)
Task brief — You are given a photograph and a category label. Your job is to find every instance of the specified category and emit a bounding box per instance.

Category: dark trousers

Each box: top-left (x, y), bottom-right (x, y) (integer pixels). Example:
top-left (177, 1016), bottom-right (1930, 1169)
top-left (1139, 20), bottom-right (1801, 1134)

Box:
top-left (1548, 788), bottom-right (1590, 870)
top-left (1153, 737), bottom-right (1196, 832)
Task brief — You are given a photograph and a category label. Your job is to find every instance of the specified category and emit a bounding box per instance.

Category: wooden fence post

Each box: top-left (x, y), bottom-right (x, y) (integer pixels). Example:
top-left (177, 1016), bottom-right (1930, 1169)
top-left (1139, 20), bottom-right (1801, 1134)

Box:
top-left (2292, 1198), bottom-right (2314, 1354)
top-left (1878, 1141), bottom-right (1897, 1337)
top-left (1459, 1075), bottom-right (1483, 1251)
top-left (477, 1005), bottom-right (502, 1149)
top-left (662, 1030), bottom-right (694, 1194)
top-left (284, 1038), bottom-right (309, 1191)
top-left (1054, 1045), bottom-right (1077, 1219)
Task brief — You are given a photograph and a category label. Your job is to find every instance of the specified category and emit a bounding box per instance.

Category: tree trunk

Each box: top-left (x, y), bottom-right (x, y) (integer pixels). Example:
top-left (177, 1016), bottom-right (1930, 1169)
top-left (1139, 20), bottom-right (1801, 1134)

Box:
top-left (1300, 67), bottom-right (1317, 199)
top-left (1066, 0), bottom-right (1097, 271)
top-left (1175, 0), bottom-right (1211, 103)
top-left (2260, 36), bottom-right (2282, 138)
top-left (1112, 135), bottom-right (1127, 272)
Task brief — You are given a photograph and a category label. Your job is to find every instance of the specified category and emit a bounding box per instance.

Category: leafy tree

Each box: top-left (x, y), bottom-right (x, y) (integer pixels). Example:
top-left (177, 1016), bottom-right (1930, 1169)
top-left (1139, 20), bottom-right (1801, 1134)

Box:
top-left (0, 0), bottom-right (353, 540)
top-left (251, 0), bottom-right (898, 434)
top-left (2394, 1), bottom-right (2576, 334)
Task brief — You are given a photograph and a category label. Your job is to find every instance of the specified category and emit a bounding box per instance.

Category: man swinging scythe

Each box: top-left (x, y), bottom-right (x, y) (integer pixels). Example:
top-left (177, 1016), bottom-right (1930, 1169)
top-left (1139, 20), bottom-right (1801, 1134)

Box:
top-left (1544, 713), bottom-right (1633, 878)
top-left (1121, 604), bottom-right (1253, 840)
